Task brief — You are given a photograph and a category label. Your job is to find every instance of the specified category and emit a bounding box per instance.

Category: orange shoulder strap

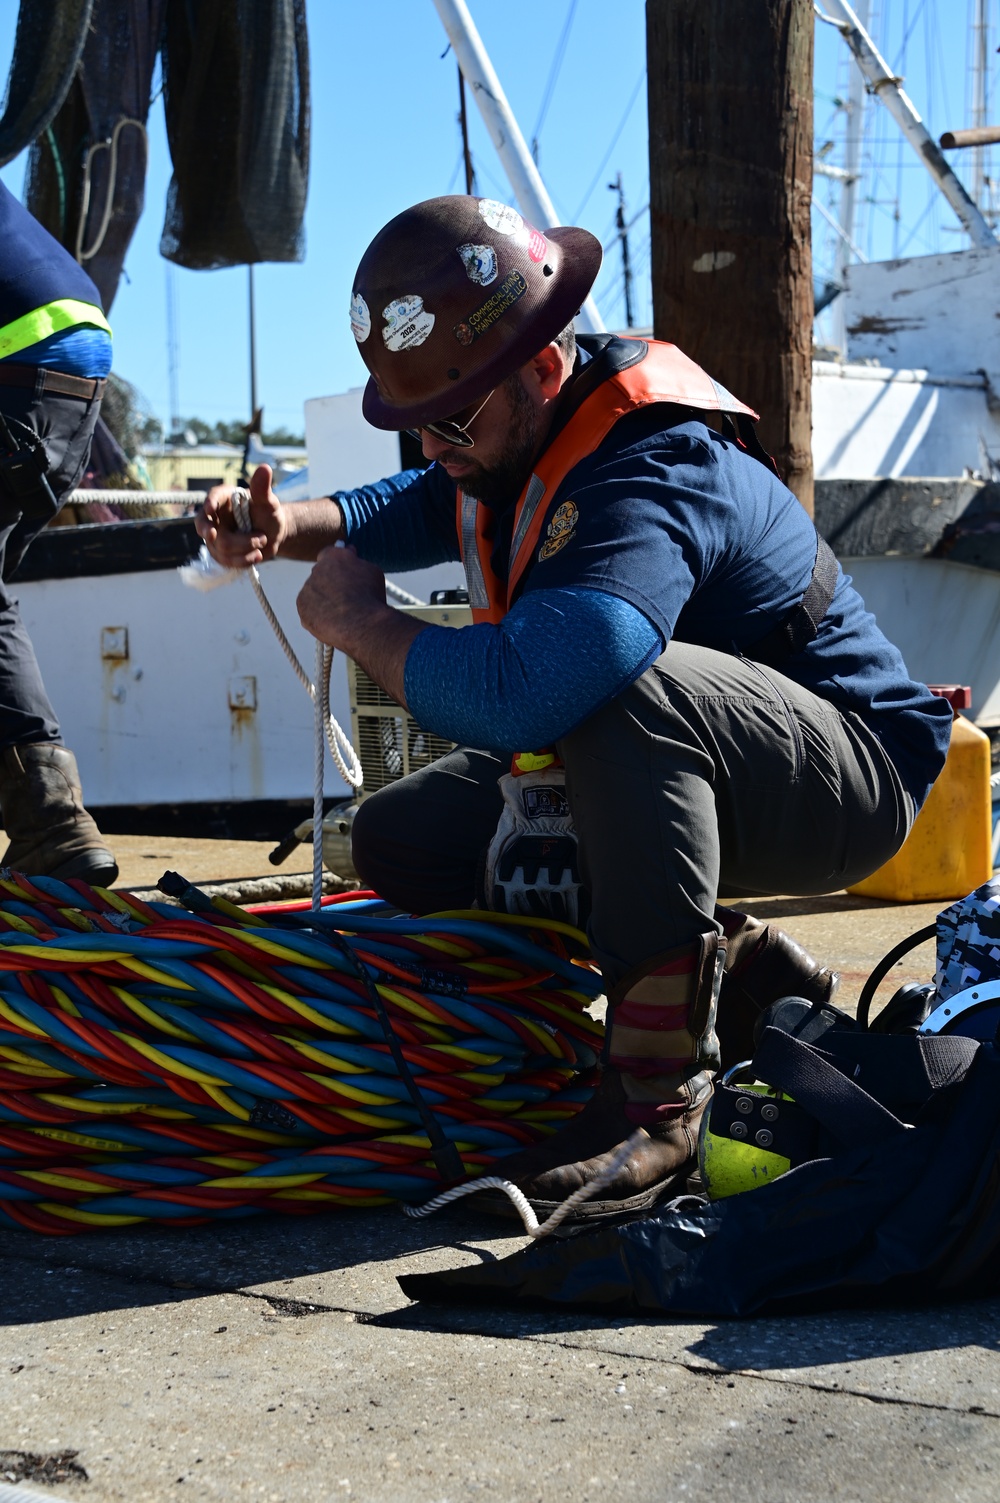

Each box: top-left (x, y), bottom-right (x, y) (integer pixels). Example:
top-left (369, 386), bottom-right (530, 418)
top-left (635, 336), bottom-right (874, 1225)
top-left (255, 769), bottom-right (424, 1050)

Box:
top-left (456, 339), bottom-right (758, 623)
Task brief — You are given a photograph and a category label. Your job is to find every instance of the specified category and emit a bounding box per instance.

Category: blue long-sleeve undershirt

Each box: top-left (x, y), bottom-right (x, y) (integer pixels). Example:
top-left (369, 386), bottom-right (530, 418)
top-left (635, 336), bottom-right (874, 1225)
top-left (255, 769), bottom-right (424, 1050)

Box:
top-left (403, 586), bottom-right (663, 754)
top-left (334, 467), bottom-right (460, 572)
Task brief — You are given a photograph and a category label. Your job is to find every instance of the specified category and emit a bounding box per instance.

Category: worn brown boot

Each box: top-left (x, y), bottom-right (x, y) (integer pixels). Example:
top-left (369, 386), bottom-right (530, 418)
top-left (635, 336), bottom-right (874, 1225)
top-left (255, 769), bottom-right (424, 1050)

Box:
top-left (0, 744), bottom-right (118, 885)
top-left (489, 933), bottom-right (726, 1221)
top-left (715, 907), bottom-right (839, 1069)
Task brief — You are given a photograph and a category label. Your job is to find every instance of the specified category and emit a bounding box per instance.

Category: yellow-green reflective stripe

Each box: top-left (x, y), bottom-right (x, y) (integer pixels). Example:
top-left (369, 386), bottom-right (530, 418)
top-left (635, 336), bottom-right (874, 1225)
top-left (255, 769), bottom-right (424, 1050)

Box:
top-left (0, 299), bottom-right (112, 361)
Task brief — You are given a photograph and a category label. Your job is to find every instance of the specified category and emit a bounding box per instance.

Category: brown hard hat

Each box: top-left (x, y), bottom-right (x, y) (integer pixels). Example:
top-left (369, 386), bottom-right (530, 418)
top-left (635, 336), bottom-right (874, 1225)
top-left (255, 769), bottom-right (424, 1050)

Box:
top-left (350, 195), bottom-right (602, 430)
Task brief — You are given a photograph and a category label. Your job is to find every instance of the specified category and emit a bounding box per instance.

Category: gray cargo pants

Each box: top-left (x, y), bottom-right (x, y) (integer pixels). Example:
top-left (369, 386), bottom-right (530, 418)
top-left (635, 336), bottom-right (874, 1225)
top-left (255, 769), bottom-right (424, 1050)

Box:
top-left (351, 641), bottom-right (915, 988)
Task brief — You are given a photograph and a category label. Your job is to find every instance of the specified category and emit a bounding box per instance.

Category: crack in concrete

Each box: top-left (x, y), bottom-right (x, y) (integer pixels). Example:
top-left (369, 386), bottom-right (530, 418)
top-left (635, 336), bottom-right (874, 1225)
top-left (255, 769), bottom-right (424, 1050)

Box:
top-left (675, 1356), bottom-right (1000, 1420)
top-left (232, 1289), bottom-right (339, 1318)
top-left (5, 1243), bottom-right (1000, 1424)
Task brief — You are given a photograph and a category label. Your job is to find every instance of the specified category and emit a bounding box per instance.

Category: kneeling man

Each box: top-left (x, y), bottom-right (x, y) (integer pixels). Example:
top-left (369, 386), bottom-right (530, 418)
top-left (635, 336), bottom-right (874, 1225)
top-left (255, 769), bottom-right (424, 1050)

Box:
top-left (198, 196), bottom-right (951, 1218)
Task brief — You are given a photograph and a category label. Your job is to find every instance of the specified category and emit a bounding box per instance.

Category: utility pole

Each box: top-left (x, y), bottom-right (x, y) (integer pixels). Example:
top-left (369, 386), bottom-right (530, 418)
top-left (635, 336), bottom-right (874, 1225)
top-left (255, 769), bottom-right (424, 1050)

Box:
top-left (833, 0), bottom-right (868, 353)
top-left (458, 65), bottom-right (476, 195)
top-left (609, 172), bottom-right (636, 328)
top-left (646, 0), bottom-right (815, 511)
top-left (248, 265), bottom-right (258, 421)
top-left (165, 263), bottom-right (180, 442)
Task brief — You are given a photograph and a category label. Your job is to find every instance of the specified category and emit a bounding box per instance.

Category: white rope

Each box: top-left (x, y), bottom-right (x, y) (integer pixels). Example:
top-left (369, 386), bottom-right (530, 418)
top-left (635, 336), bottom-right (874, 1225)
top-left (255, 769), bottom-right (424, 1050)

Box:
top-left (66, 492), bottom-right (196, 505)
top-left (314, 640), bottom-right (328, 912)
top-left (402, 1128), bottom-right (648, 1238)
top-left (231, 488), bottom-right (363, 791)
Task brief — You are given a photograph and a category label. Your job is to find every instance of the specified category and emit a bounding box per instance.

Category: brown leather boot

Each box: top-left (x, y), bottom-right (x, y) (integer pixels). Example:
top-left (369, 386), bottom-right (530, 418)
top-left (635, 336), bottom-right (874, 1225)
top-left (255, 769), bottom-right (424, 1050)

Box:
top-left (715, 907), bottom-right (839, 1069)
top-left (0, 744), bottom-right (118, 885)
top-left (488, 933), bottom-right (725, 1221)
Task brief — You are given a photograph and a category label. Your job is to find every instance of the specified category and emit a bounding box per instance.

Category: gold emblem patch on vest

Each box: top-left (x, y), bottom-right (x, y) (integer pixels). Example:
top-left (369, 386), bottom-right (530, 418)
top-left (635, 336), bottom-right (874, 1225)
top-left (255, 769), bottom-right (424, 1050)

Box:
top-left (538, 499), bottom-right (579, 561)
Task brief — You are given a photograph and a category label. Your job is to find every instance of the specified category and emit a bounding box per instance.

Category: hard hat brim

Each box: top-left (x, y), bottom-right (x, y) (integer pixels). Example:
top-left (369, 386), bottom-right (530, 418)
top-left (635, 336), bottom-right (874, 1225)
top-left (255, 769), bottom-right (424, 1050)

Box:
top-left (361, 225), bottom-right (603, 432)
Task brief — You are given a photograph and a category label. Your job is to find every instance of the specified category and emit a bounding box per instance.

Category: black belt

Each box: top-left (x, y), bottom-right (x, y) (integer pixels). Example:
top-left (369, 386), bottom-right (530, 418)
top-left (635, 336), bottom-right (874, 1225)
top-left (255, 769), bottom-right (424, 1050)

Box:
top-left (0, 363), bottom-right (107, 400)
top-left (748, 533), bottom-right (840, 664)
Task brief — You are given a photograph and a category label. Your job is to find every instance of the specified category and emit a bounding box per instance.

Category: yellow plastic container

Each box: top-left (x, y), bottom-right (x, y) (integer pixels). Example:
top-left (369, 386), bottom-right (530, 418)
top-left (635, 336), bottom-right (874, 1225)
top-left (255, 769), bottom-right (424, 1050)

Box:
top-left (848, 687), bottom-right (993, 902)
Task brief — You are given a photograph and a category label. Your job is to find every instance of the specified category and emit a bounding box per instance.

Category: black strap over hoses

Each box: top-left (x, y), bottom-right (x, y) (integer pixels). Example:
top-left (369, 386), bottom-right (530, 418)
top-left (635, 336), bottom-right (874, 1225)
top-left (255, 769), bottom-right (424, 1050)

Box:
top-left (161, 871), bottom-right (466, 1183)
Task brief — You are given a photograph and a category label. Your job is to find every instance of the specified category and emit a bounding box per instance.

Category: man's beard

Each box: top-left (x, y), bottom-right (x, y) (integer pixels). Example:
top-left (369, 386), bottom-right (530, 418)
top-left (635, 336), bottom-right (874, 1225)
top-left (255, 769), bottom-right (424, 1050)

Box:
top-left (442, 375), bottom-right (539, 508)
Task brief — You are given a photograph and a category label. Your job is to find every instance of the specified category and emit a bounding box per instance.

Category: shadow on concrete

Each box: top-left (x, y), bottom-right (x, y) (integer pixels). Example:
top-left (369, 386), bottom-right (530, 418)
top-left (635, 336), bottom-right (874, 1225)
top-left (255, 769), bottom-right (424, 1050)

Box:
top-left (376, 1289), bottom-right (1000, 1371)
top-left (0, 1204), bottom-right (522, 1327)
top-left (719, 893), bottom-right (932, 922)
top-left (6, 1207), bottom-right (1000, 1382)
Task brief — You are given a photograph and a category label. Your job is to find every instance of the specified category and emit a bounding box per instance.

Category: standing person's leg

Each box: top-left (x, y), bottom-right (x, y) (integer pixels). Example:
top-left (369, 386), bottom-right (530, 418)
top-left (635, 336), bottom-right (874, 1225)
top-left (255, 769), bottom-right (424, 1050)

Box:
top-left (496, 641), bottom-right (911, 1210)
top-left (0, 383), bottom-right (117, 882)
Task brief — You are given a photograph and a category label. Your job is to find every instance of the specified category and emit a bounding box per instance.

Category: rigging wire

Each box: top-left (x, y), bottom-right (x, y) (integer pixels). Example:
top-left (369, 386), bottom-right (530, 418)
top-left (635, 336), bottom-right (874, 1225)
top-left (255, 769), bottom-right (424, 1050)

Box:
top-left (531, 0), bottom-right (579, 162)
top-left (572, 70), bottom-right (646, 222)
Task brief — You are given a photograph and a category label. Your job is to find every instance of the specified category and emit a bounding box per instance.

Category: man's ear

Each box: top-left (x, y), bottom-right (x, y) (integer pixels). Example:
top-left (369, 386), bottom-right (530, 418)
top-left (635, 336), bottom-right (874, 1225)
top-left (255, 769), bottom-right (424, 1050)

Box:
top-left (525, 343), bottom-right (568, 402)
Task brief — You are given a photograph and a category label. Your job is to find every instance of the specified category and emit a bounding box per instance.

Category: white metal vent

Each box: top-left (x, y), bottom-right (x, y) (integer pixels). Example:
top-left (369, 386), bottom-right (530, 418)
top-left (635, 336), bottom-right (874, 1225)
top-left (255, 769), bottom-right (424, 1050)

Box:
top-left (346, 604), bottom-right (472, 798)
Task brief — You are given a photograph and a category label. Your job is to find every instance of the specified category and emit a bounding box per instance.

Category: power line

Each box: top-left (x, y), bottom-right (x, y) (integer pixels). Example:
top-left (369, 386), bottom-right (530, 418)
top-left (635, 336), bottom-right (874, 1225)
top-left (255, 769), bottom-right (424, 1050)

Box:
top-left (532, 0), bottom-right (578, 163)
top-left (572, 70), bottom-right (646, 222)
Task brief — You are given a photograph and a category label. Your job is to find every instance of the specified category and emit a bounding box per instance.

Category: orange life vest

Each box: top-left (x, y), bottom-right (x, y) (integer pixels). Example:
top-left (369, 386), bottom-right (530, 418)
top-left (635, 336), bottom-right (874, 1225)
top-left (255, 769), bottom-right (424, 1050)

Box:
top-left (455, 338), bottom-right (761, 626)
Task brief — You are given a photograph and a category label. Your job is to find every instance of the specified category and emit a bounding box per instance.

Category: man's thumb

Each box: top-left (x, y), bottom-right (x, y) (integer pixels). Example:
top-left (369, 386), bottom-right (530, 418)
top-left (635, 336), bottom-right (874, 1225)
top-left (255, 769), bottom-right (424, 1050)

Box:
top-left (250, 462), bottom-right (274, 506)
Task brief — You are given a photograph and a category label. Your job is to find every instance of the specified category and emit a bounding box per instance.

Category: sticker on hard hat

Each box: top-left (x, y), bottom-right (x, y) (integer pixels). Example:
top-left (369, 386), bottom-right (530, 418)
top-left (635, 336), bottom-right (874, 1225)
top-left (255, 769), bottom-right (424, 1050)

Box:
top-left (456, 243), bottom-right (498, 286)
top-left (382, 295), bottom-right (435, 352)
top-left (478, 199), bottom-right (525, 238)
top-left (452, 268), bottom-right (528, 346)
top-left (527, 229), bottom-right (548, 263)
top-left (350, 292), bottom-right (371, 343)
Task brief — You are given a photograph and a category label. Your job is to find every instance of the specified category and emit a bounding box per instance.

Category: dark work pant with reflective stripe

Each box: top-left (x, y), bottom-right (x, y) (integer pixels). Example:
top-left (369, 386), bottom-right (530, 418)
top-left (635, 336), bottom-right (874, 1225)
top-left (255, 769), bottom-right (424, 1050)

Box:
top-left (351, 642), bottom-right (915, 991)
top-left (0, 383), bottom-right (103, 750)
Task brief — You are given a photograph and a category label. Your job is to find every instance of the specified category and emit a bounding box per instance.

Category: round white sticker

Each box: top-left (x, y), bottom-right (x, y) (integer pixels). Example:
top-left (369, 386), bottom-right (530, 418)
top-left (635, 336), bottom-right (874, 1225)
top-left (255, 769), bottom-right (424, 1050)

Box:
top-left (382, 294), bottom-right (436, 352)
top-left (350, 292), bottom-right (371, 343)
top-left (478, 199), bottom-right (524, 238)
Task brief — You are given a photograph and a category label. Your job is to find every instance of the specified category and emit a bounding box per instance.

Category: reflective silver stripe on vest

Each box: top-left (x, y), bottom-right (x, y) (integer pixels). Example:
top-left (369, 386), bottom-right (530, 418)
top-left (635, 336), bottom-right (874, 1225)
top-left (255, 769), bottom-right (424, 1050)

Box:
top-left (460, 493), bottom-right (490, 610)
top-left (709, 376), bottom-right (744, 413)
top-left (508, 473), bottom-right (546, 578)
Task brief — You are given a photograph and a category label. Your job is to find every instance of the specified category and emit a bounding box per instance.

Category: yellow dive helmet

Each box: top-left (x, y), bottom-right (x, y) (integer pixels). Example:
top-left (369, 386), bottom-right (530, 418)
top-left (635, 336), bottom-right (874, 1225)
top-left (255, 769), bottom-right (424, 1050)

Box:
top-left (698, 1063), bottom-right (794, 1200)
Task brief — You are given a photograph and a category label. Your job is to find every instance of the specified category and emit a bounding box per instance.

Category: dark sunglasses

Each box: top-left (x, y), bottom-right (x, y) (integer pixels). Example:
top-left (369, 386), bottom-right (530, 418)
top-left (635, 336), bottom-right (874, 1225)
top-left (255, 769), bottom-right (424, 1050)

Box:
top-left (407, 388), bottom-right (496, 449)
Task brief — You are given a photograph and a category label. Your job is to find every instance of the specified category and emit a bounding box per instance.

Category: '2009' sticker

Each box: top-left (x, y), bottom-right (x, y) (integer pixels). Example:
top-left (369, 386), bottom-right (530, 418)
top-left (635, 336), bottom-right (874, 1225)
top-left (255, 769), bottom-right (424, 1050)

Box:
top-left (382, 294), bottom-right (435, 352)
top-left (349, 292), bottom-right (371, 343)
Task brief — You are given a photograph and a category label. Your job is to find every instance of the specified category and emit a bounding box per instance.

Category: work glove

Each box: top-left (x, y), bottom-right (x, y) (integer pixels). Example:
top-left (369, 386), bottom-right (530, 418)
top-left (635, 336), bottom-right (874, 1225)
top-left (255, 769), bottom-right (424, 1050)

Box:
top-left (480, 769), bottom-right (589, 928)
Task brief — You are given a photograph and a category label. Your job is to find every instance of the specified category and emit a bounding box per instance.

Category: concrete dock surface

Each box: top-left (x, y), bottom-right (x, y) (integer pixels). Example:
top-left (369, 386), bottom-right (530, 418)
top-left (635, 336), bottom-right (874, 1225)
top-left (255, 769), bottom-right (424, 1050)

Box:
top-left (1, 838), bottom-right (993, 1503)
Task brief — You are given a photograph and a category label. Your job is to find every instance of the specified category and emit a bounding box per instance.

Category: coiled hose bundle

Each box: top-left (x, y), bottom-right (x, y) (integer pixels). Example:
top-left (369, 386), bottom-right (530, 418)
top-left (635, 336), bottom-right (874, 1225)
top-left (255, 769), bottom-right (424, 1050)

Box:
top-left (0, 872), bottom-right (602, 1234)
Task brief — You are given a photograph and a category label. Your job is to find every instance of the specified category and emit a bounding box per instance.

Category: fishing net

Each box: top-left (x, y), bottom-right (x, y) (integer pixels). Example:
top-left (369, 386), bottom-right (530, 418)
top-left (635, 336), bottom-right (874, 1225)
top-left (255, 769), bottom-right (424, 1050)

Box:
top-left (159, 0), bottom-right (310, 270)
top-left (22, 0), bottom-right (167, 313)
top-left (0, 0), bottom-right (92, 169)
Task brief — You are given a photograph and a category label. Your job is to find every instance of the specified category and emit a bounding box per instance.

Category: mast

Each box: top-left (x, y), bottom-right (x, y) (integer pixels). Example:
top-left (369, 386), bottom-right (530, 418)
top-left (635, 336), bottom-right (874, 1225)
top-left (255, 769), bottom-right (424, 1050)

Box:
top-left (818, 0), bottom-right (997, 249)
top-left (431, 0), bottom-right (605, 334)
top-left (971, 0), bottom-right (989, 218)
top-left (832, 0), bottom-right (868, 352)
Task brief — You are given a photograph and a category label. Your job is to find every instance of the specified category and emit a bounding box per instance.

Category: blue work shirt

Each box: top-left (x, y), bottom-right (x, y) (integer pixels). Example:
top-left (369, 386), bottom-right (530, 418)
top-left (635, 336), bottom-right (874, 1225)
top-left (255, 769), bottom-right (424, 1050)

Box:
top-left (335, 400), bottom-right (951, 809)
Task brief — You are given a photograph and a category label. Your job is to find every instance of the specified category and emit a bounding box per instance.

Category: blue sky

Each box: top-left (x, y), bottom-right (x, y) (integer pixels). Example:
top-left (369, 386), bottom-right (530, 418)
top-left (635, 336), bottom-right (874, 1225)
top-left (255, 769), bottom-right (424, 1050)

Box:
top-left (0, 0), bottom-right (986, 435)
